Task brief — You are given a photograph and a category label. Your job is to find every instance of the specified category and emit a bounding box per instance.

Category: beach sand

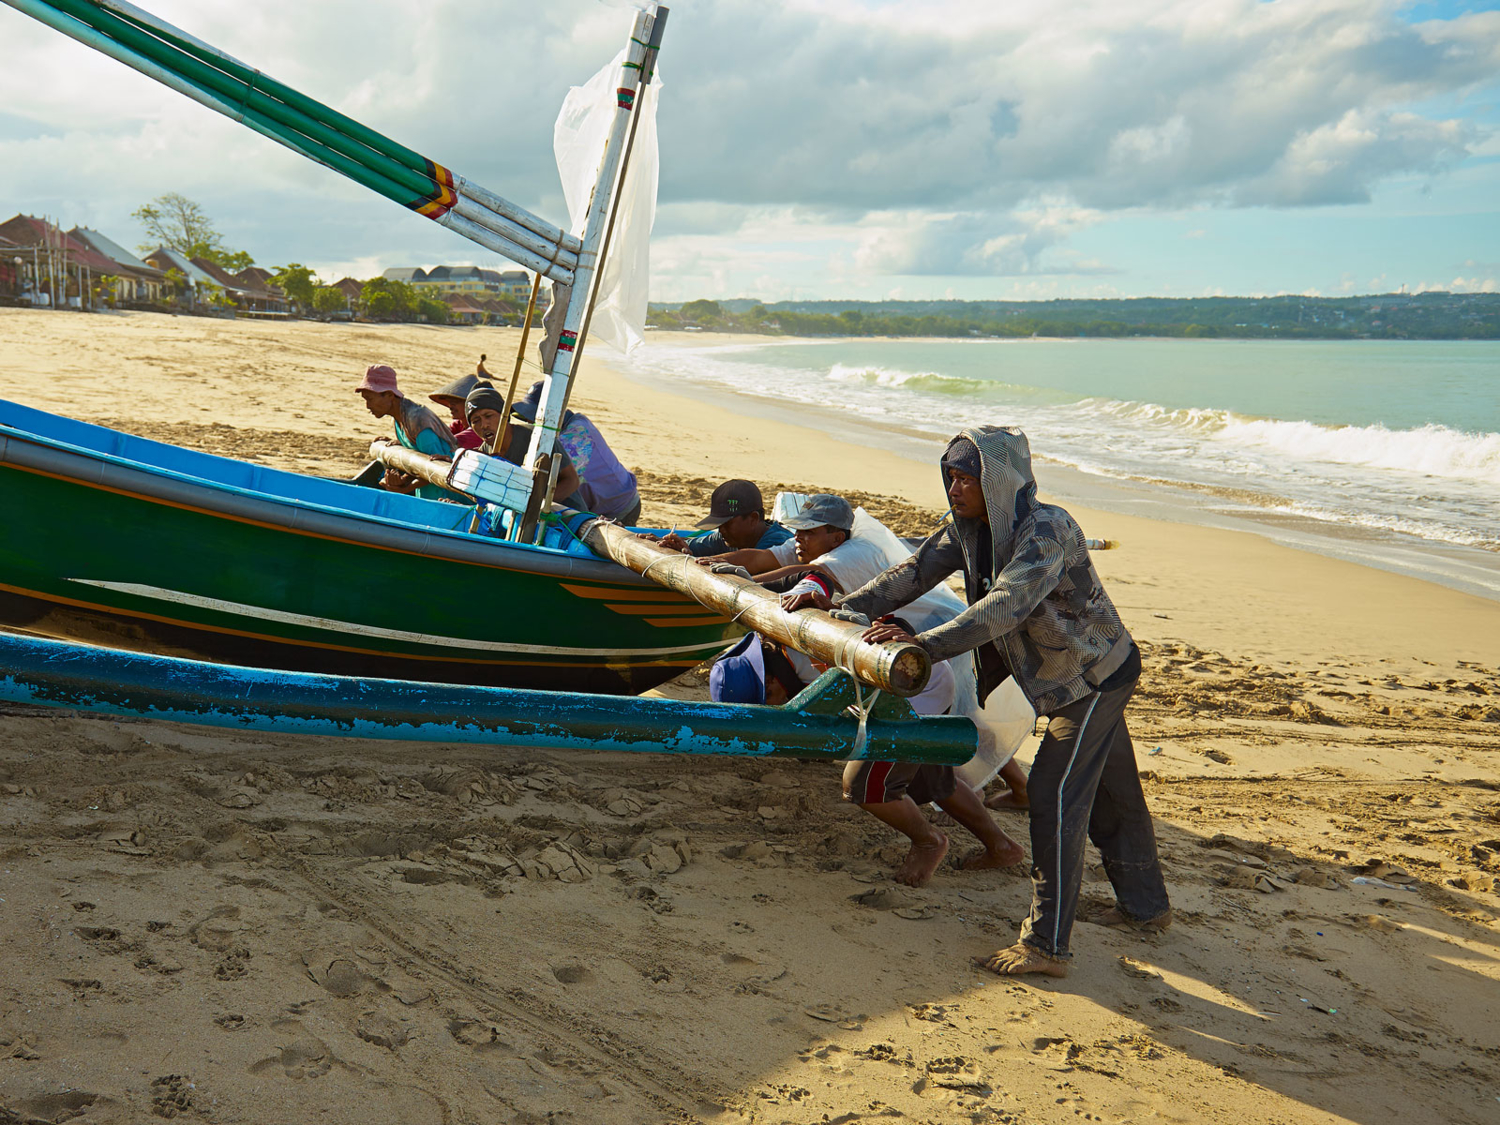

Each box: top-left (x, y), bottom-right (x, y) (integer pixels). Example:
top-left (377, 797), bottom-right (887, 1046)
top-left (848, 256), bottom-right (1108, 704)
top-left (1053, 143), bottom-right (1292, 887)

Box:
top-left (1, 308), bottom-right (1498, 1124)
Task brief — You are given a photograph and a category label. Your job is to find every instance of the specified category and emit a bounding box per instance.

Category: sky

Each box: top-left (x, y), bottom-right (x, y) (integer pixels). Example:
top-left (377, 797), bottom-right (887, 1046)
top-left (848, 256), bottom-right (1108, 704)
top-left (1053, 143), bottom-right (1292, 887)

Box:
top-left (1, 0), bottom-right (1497, 303)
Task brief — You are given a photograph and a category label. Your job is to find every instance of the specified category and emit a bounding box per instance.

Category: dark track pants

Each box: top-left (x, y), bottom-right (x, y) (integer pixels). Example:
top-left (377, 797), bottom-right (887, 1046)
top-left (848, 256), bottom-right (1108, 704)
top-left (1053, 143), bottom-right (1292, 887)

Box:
top-left (1018, 672), bottom-right (1170, 958)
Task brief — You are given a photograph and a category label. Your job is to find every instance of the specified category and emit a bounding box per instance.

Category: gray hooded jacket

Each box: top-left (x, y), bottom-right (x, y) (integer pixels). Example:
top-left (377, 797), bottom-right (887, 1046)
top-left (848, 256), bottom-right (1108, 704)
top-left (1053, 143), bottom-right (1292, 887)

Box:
top-left (839, 426), bottom-right (1133, 715)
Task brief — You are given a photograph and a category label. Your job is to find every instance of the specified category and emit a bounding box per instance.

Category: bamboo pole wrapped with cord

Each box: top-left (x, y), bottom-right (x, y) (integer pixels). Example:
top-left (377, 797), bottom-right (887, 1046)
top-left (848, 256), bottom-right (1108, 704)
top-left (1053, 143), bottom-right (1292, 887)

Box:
top-left (363, 443), bottom-right (930, 697)
top-left (579, 520), bottom-right (932, 698)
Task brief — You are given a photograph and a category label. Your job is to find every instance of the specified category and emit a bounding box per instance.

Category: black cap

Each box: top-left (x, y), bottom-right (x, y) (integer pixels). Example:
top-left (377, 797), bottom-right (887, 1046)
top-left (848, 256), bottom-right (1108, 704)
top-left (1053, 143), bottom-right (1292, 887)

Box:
top-left (463, 383), bottom-right (504, 423)
top-left (696, 479), bottom-right (765, 529)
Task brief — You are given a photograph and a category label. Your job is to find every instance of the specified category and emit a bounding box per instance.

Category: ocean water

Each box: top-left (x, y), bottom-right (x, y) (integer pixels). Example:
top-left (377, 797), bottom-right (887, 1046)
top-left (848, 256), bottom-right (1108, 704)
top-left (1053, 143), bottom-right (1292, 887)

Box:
top-left (618, 337), bottom-right (1500, 590)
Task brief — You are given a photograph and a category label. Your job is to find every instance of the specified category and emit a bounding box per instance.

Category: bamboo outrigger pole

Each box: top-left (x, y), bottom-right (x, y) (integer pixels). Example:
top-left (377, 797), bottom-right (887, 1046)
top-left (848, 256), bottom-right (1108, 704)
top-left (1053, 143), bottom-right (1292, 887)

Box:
top-left (365, 443), bottom-right (933, 698)
top-left (580, 520), bottom-right (933, 697)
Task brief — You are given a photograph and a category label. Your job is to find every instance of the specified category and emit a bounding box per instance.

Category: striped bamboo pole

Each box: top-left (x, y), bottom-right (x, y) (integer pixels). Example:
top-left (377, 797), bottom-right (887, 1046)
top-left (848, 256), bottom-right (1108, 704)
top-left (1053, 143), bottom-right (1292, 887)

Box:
top-left (0, 0), bottom-right (579, 281)
top-left (86, 0), bottom-right (581, 257)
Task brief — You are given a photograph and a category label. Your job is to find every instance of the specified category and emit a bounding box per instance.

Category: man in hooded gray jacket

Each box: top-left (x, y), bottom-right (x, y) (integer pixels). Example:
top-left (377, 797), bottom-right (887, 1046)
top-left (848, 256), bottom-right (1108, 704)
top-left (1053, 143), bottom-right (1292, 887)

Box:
top-left (794, 426), bottom-right (1171, 976)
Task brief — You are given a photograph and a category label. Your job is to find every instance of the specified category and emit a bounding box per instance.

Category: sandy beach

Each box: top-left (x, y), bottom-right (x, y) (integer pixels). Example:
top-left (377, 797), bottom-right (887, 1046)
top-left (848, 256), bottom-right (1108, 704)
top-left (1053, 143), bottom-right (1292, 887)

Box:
top-left (1, 307), bottom-right (1499, 1125)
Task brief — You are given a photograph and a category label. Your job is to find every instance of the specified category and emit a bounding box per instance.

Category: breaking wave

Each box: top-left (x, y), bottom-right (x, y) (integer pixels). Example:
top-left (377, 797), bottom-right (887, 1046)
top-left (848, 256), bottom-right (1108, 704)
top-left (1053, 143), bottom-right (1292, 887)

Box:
top-left (826, 363), bottom-right (988, 395)
top-left (1081, 398), bottom-right (1500, 486)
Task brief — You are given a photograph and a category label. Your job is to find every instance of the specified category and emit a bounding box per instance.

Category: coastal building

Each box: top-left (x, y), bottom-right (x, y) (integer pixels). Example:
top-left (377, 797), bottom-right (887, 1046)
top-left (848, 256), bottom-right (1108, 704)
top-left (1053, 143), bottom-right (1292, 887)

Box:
top-left (383, 264), bottom-right (539, 304)
top-left (68, 227), bottom-right (169, 304)
top-left (0, 232), bottom-right (18, 300)
top-left (442, 292), bottom-right (489, 325)
top-left (0, 213), bottom-right (120, 309)
top-left (441, 291), bottom-right (520, 325)
top-left (142, 247), bottom-right (222, 309)
top-left (190, 257), bottom-right (289, 317)
top-left (380, 266), bottom-right (427, 285)
top-left (331, 277), bottom-right (365, 311)
top-left (230, 266), bottom-right (289, 317)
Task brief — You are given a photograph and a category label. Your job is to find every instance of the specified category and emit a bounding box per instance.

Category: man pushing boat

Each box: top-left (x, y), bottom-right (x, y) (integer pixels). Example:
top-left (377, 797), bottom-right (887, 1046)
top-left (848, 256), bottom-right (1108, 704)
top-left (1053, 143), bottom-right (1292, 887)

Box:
top-left (784, 427), bottom-right (1171, 977)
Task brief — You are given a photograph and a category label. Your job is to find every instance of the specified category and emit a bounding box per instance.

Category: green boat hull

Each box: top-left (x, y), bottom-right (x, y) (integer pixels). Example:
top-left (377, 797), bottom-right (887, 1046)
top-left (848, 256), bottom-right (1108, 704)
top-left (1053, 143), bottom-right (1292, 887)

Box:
top-left (0, 404), bottom-right (741, 693)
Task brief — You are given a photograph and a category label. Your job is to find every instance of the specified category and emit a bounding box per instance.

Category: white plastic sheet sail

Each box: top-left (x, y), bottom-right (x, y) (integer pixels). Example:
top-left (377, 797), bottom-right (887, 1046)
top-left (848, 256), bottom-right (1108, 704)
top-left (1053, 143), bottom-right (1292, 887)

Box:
top-left (553, 47), bottom-right (661, 355)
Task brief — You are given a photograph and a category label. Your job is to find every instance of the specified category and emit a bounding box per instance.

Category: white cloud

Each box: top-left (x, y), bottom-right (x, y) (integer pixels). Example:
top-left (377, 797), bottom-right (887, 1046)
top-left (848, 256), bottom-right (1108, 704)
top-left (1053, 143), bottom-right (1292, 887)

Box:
top-left (0, 0), bottom-right (1495, 292)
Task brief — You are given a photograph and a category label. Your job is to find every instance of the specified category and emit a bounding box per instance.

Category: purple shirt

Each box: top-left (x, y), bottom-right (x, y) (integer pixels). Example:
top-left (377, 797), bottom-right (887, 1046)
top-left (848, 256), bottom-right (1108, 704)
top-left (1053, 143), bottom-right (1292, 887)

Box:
top-left (557, 414), bottom-right (638, 519)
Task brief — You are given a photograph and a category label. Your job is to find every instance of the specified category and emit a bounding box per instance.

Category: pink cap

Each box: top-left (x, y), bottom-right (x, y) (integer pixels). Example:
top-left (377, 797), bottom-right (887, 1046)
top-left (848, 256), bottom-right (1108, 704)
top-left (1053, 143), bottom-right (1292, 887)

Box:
top-left (356, 364), bottom-right (402, 395)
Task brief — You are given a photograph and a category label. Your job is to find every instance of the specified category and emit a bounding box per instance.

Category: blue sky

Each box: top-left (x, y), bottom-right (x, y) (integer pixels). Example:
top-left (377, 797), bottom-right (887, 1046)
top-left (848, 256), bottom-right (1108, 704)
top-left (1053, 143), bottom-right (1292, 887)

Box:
top-left (0, 0), bottom-right (1496, 302)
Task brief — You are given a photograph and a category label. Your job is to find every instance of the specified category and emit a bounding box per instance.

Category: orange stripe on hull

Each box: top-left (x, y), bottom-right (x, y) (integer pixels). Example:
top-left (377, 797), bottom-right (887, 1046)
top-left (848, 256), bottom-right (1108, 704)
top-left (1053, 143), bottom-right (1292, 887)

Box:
top-left (0, 581), bottom-right (700, 670)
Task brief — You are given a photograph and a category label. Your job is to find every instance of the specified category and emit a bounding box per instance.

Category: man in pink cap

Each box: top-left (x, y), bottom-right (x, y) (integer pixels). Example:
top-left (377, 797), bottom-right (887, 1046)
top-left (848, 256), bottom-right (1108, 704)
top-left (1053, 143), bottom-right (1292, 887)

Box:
top-left (356, 364), bottom-right (458, 500)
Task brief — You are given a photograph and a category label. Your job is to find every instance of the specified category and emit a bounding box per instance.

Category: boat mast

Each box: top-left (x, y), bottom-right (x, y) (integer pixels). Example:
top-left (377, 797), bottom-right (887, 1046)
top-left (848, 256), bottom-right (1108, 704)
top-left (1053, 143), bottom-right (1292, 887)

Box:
top-left (518, 5), bottom-right (667, 538)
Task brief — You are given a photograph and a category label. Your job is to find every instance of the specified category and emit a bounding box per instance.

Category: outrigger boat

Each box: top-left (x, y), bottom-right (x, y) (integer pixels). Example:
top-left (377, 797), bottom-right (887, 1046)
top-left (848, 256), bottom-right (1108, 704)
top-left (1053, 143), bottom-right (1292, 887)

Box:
top-left (0, 399), bottom-right (742, 694)
top-left (0, 0), bottom-right (986, 764)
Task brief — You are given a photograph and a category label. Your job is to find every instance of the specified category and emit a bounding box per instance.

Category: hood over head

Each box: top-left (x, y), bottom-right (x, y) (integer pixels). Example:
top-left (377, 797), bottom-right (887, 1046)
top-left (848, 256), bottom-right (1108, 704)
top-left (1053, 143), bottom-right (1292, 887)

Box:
top-left (942, 426), bottom-right (1037, 545)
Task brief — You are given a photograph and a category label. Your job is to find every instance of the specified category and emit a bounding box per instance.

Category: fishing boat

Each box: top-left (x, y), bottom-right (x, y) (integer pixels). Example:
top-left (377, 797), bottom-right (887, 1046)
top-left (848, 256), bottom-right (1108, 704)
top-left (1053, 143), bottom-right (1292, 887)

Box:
top-left (0, 398), bottom-right (742, 694)
top-left (0, 0), bottom-right (1008, 773)
top-left (0, 0), bottom-right (727, 694)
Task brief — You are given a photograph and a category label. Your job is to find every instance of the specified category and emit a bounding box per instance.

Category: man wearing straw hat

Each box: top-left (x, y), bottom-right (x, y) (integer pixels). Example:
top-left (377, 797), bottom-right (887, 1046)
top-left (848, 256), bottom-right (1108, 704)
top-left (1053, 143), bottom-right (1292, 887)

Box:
top-left (355, 364), bottom-right (457, 500)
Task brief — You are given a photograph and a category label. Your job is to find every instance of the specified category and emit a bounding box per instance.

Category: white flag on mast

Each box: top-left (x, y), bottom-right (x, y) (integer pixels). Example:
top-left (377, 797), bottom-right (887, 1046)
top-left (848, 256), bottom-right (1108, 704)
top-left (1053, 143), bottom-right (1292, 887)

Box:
top-left (554, 48), bottom-right (662, 355)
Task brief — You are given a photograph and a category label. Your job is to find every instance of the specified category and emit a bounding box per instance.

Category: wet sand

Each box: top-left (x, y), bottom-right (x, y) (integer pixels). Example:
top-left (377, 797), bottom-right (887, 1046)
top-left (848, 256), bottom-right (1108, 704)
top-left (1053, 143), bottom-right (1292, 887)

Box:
top-left (1, 308), bottom-right (1498, 1124)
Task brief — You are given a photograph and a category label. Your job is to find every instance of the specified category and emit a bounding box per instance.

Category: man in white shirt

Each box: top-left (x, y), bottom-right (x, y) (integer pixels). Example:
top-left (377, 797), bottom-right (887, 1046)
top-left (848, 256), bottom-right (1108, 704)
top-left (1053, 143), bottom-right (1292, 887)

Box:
top-left (703, 493), bottom-right (1023, 886)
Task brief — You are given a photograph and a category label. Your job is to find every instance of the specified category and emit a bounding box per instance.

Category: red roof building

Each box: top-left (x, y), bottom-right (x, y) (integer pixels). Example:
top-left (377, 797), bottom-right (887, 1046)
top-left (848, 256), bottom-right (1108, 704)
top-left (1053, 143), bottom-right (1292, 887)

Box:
top-left (0, 214), bottom-right (120, 309)
top-left (191, 257), bottom-right (288, 317)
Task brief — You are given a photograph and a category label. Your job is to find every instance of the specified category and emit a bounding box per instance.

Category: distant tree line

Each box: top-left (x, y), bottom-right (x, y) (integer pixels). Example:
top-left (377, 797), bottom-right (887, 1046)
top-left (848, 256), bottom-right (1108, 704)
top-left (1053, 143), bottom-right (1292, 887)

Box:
top-left (650, 293), bottom-right (1500, 341)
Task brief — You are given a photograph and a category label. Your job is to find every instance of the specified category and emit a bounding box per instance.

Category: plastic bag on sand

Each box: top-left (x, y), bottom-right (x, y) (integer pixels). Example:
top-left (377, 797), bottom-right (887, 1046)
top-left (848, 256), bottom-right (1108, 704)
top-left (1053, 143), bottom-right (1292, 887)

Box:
top-left (772, 493), bottom-right (1035, 783)
top-left (553, 47), bottom-right (661, 355)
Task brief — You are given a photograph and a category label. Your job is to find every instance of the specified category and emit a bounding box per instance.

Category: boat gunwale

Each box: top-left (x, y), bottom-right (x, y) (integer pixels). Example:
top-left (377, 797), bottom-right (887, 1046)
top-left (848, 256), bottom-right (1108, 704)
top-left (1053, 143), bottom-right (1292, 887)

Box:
top-left (0, 414), bottom-right (663, 587)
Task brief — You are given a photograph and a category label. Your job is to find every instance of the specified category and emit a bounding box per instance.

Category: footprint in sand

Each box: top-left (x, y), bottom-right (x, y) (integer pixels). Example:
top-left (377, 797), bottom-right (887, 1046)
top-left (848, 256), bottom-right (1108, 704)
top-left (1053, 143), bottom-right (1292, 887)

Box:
top-left (302, 951), bottom-right (376, 998)
top-left (355, 1012), bottom-right (409, 1050)
top-left (250, 1032), bottom-right (332, 1079)
top-left (1116, 956), bottom-right (1162, 981)
top-left (551, 961), bottom-right (590, 985)
top-left (850, 886), bottom-right (921, 912)
top-left (8, 1091), bottom-right (103, 1121)
top-left (803, 1002), bottom-right (867, 1030)
top-left (150, 1075), bottom-right (195, 1117)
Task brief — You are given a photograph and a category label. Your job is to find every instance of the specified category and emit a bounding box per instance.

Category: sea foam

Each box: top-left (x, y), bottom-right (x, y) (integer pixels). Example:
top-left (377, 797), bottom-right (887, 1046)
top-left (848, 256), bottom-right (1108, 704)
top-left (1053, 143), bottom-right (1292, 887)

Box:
top-left (1080, 398), bottom-right (1500, 486)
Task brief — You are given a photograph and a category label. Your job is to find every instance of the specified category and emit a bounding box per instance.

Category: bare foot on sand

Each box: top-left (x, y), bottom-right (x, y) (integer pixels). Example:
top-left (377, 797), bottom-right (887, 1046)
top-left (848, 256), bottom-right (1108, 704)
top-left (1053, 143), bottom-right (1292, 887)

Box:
top-left (895, 830), bottom-right (949, 887)
top-left (961, 837), bottom-right (1025, 870)
top-left (976, 942), bottom-right (1069, 978)
top-left (984, 788), bottom-right (1029, 810)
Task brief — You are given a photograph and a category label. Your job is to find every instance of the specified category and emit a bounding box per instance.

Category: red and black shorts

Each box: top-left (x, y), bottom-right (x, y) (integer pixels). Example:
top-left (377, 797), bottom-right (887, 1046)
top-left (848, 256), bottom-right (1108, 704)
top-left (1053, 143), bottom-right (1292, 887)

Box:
top-left (842, 760), bottom-right (957, 806)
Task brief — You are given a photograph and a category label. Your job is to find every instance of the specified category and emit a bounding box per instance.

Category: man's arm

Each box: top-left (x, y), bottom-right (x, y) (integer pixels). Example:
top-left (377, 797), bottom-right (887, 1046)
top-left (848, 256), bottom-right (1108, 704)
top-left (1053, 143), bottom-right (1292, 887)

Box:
top-left (684, 530), bottom-right (727, 556)
top-left (697, 547), bottom-right (781, 574)
top-left (838, 524), bottom-right (966, 619)
top-left (915, 525), bottom-right (1064, 663)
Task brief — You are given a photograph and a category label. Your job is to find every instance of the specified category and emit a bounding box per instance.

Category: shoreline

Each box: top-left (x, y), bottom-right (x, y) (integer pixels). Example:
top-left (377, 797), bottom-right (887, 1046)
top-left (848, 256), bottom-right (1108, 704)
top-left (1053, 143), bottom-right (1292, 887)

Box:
top-left (620, 330), bottom-right (1500, 602)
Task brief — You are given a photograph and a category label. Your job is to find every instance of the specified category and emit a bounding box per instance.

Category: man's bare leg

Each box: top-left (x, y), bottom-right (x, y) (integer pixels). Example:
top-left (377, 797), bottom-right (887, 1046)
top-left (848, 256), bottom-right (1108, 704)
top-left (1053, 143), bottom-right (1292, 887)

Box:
top-left (977, 942), bottom-right (1069, 978)
top-left (935, 783), bottom-right (1025, 870)
top-left (858, 797), bottom-right (949, 887)
top-left (984, 759), bottom-right (1030, 810)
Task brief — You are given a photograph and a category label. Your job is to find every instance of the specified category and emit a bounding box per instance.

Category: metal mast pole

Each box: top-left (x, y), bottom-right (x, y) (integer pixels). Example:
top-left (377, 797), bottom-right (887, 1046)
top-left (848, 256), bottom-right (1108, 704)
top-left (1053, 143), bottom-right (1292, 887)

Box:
top-left (518, 6), bottom-right (662, 534)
